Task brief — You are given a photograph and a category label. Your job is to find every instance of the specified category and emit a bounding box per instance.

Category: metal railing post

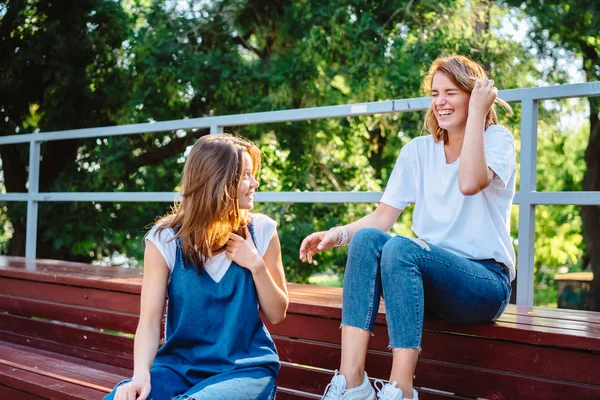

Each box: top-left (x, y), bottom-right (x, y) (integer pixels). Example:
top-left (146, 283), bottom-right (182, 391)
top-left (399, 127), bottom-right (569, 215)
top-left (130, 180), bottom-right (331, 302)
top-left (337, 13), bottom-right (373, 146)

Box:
top-left (516, 98), bottom-right (539, 305)
top-left (210, 125), bottom-right (223, 135)
top-left (25, 140), bottom-right (41, 259)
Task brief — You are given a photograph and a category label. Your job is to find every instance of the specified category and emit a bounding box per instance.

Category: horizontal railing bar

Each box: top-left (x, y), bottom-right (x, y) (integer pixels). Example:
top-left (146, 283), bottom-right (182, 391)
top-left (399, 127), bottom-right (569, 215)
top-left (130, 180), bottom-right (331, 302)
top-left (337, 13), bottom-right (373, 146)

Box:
top-left (0, 192), bottom-right (182, 202)
top-left (518, 191), bottom-right (600, 205)
top-left (0, 98), bottom-right (430, 145)
top-left (255, 192), bottom-right (382, 203)
top-left (499, 82), bottom-right (600, 102)
top-left (1, 191), bottom-right (599, 204)
top-left (0, 194), bottom-right (29, 201)
top-left (1, 82), bottom-right (598, 146)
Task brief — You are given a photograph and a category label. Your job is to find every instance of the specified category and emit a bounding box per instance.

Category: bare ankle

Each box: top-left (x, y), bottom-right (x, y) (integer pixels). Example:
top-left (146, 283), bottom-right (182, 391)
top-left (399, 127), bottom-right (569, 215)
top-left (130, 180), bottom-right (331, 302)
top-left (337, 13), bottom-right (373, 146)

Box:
top-left (395, 384), bottom-right (413, 398)
top-left (339, 369), bottom-right (365, 388)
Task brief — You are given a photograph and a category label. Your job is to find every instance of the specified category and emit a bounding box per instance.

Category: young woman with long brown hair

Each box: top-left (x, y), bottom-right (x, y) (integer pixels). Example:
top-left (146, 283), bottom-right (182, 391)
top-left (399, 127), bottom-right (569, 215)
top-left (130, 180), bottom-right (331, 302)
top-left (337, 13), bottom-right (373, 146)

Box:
top-left (105, 134), bottom-right (288, 400)
top-left (300, 55), bottom-right (516, 400)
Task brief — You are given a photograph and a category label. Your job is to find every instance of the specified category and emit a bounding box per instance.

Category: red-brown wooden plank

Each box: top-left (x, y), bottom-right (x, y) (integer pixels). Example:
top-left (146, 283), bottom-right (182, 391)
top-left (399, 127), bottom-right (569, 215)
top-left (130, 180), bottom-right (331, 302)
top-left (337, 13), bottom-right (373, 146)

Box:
top-left (0, 295), bottom-right (138, 333)
top-left (267, 311), bottom-right (600, 353)
top-left (275, 387), bottom-right (463, 400)
top-left (278, 359), bottom-right (600, 399)
top-left (0, 385), bottom-right (45, 400)
top-left (504, 305), bottom-right (600, 324)
top-left (3, 257), bottom-right (599, 324)
top-left (274, 327), bottom-right (600, 386)
top-left (0, 363), bottom-right (106, 399)
top-left (278, 363), bottom-right (468, 399)
top-left (276, 387), bottom-right (320, 399)
top-left (414, 359), bottom-right (600, 399)
top-left (0, 314), bottom-right (134, 357)
top-left (1, 331), bottom-right (134, 370)
top-left (494, 313), bottom-right (600, 334)
top-left (4, 256), bottom-right (599, 331)
top-left (286, 283), bottom-right (600, 327)
top-left (0, 277), bottom-right (141, 314)
top-left (0, 257), bottom-right (143, 294)
top-left (277, 362), bottom-right (336, 394)
top-left (1, 341), bottom-right (131, 377)
top-left (421, 330), bottom-right (600, 385)
top-left (285, 284), bottom-right (600, 339)
top-left (425, 319), bottom-right (600, 351)
top-left (0, 344), bottom-right (123, 390)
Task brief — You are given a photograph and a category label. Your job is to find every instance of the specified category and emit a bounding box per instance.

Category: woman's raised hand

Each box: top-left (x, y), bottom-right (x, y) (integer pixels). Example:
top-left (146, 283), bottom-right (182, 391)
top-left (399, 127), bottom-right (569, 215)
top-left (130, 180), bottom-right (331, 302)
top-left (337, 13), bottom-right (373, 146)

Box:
top-left (227, 226), bottom-right (264, 273)
top-left (469, 78), bottom-right (498, 117)
top-left (299, 229), bottom-right (339, 264)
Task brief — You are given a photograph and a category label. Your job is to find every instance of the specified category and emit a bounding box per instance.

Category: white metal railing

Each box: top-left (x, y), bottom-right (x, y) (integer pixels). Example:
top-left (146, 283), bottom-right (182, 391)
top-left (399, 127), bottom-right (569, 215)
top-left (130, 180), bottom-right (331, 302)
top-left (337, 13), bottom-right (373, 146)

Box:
top-left (1, 82), bottom-right (600, 305)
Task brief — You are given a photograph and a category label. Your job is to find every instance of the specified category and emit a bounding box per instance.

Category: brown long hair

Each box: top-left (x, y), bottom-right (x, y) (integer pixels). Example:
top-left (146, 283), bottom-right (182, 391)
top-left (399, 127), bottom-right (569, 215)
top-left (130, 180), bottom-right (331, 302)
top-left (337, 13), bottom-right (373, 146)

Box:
top-left (155, 133), bottom-right (261, 271)
top-left (422, 55), bottom-right (513, 143)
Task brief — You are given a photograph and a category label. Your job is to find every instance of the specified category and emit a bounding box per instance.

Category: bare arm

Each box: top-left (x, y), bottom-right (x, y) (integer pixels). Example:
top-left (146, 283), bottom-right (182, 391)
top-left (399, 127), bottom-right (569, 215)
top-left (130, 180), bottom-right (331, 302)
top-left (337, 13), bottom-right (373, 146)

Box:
top-left (227, 227), bottom-right (288, 324)
top-left (116, 241), bottom-right (168, 400)
top-left (299, 202), bottom-right (402, 264)
top-left (250, 230), bottom-right (288, 324)
top-left (133, 242), bottom-right (168, 377)
top-left (458, 78), bottom-right (497, 196)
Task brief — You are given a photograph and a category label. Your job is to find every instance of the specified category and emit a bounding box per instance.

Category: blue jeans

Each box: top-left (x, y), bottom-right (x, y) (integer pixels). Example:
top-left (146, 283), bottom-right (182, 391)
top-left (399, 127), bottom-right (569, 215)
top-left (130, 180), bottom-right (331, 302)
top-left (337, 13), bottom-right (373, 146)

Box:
top-left (105, 366), bottom-right (276, 400)
top-left (342, 228), bottom-right (511, 349)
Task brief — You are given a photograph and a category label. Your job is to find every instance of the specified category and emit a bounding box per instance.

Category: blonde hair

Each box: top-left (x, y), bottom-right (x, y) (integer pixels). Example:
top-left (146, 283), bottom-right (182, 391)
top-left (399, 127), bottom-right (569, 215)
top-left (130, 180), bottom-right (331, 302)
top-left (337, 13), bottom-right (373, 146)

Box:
top-left (156, 133), bottom-right (261, 271)
top-left (422, 55), bottom-right (513, 143)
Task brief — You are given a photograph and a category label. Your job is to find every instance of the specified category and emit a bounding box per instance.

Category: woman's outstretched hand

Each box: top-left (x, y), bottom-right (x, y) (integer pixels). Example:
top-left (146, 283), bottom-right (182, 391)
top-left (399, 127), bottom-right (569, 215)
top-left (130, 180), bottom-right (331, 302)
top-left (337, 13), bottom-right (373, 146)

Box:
top-left (227, 226), bottom-right (264, 273)
top-left (299, 229), bottom-right (339, 264)
top-left (469, 78), bottom-right (498, 117)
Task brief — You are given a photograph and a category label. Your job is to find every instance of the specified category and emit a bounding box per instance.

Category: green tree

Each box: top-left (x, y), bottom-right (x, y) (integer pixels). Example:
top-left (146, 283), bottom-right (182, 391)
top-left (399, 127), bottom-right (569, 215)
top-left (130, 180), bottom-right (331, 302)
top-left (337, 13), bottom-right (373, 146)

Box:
top-left (2, 0), bottom-right (577, 300)
top-left (0, 1), bottom-right (208, 263)
top-left (502, 0), bottom-right (600, 310)
top-left (0, 0), bottom-right (133, 258)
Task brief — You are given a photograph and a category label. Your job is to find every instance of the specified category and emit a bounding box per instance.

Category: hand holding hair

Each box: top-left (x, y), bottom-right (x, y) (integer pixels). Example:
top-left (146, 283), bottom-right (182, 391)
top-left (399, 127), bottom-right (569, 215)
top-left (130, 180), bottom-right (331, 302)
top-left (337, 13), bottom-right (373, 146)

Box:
top-left (469, 78), bottom-right (498, 116)
top-left (226, 225), bottom-right (264, 273)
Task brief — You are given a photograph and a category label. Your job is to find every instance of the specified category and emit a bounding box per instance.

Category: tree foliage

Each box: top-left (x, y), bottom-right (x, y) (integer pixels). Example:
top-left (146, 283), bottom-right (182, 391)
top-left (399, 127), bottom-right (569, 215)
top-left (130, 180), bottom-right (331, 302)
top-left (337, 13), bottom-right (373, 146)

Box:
top-left (502, 0), bottom-right (600, 308)
top-left (0, 1), bottom-right (593, 307)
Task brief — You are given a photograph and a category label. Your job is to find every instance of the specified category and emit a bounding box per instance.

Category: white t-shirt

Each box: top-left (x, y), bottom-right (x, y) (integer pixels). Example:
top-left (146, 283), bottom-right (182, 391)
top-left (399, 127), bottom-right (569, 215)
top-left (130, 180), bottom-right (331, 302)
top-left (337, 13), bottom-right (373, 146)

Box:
top-left (380, 124), bottom-right (516, 281)
top-left (145, 213), bottom-right (277, 283)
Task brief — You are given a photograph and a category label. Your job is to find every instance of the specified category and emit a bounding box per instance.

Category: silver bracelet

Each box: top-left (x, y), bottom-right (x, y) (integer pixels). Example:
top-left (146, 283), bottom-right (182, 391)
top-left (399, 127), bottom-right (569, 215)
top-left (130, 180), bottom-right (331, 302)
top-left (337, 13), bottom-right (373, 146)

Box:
top-left (330, 226), bottom-right (349, 247)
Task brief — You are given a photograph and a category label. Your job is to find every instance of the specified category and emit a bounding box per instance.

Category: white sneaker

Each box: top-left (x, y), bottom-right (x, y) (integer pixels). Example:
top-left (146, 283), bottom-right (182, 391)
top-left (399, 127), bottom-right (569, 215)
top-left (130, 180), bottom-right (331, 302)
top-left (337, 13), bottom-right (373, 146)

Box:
top-left (322, 370), bottom-right (346, 400)
top-left (321, 370), bottom-right (376, 400)
top-left (374, 380), bottom-right (419, 400)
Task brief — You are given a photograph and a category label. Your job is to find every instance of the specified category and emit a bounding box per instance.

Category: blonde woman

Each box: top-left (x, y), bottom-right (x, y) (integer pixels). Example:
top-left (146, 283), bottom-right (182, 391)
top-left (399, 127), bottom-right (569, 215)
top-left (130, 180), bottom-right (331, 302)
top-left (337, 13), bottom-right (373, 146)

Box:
top-left (300, 55), bottom-right (515, 400)
top-left (106, 134), bottom-right (288, 400)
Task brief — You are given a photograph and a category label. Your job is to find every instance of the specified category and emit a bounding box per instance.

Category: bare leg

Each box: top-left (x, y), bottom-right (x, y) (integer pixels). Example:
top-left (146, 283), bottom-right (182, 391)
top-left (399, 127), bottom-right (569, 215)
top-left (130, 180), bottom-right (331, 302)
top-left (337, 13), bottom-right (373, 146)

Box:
top-left (389, 348), bottom-right (419, 398)
top-left (338, 326), bottom-right (371, 388)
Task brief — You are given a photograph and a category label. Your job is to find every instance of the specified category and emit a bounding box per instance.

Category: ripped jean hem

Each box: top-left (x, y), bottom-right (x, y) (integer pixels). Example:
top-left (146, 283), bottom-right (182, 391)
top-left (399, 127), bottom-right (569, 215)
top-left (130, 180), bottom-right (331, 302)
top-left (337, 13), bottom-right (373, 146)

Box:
top-left (340, 322), bottom-right (375, 336)
top-left (388, 346), bottom-right (421, 352)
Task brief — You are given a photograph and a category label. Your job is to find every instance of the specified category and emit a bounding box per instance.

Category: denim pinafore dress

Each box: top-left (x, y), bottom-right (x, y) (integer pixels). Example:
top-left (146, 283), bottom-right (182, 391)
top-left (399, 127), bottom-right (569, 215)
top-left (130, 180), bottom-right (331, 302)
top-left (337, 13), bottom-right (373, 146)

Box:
top-left (105, 223), bottom-right (279, 400)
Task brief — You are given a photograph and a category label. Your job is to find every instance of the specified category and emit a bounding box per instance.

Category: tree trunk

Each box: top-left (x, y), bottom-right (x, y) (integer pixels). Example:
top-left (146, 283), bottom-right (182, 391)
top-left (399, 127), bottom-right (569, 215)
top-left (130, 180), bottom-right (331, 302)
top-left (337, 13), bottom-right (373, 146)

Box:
top-left (474, 0), bottom-right (491, 34)
top-left (580, 44), bottom-right (600, 311)
top-left (0, 144), bottom-right (27, 256)
top-left (473, 0), bottom-right (492, 71)
top-left (581, 110), bottom-right (600, 311)
top-left (367, 125), bottom-right (387, 182)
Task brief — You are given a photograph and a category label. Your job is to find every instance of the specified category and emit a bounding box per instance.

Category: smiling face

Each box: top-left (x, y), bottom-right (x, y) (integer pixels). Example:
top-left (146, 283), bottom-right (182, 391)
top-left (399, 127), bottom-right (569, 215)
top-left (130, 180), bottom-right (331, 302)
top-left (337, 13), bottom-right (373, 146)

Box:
top-left (430, 71), bottom-right (471, 136)
top-left (237, 151), bottom-right (259, 210)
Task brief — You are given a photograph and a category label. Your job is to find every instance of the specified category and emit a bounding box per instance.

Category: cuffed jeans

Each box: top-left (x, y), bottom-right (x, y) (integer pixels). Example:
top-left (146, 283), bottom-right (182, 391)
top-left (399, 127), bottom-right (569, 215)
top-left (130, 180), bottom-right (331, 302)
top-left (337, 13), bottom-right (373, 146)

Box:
top-left (342, 228), bottom-right (511, 349)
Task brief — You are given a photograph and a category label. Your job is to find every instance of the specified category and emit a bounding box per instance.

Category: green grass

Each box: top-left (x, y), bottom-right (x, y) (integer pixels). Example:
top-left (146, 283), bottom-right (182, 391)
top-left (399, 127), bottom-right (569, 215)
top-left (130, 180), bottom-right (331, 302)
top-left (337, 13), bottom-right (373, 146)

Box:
top-left (308, 272), bottom-right (343, 287)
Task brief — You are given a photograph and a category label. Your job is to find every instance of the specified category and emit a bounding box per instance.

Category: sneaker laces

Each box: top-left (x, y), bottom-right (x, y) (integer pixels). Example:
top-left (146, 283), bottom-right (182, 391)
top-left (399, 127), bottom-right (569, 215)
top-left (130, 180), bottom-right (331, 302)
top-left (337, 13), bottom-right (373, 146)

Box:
top-left (374, 380), bottom-right (400, 400)
top-left (321, 370), bottom-right (345, 400)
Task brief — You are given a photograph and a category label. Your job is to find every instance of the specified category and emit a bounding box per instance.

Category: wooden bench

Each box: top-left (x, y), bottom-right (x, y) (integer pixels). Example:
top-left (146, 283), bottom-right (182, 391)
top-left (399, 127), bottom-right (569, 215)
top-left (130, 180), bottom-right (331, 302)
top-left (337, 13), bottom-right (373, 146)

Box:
top-left (1, 256), bottom-right (599, 399)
